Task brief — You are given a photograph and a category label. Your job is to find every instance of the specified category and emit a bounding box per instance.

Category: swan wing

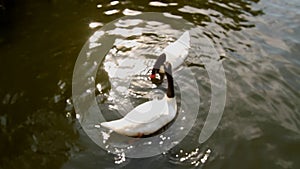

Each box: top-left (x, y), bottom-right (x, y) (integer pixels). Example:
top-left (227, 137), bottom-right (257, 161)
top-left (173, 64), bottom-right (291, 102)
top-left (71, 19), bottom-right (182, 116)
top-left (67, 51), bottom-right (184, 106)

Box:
top-left (100, 97), bottom-right (177, 136)
top-left (124, 99), bottom-right (169, 124)
top-left (100, 99), bottom-right (169, 136)
top-left (163, 31), bottom-right (190, 69)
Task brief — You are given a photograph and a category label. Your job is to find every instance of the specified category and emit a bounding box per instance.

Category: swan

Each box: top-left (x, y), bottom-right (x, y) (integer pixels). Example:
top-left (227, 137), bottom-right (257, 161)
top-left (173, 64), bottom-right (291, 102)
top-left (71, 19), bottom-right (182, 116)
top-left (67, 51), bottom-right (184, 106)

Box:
top-left (150, 31), bottom-right (190, 84)
top-left (101, 62), bottom-right (177, 137)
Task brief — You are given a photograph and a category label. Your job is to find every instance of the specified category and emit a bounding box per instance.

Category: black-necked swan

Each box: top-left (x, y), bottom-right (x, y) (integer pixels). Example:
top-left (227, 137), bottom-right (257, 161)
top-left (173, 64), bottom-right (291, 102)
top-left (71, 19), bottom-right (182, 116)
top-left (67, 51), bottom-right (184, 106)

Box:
top-left (100, 62), bottom-right (176, 137)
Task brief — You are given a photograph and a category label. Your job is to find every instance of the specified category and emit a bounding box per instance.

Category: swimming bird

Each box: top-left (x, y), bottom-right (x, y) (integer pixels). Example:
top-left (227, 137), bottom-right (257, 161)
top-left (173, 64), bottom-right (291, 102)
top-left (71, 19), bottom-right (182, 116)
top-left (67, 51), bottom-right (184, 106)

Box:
top-left (101, 62), bottom-right (177, 137)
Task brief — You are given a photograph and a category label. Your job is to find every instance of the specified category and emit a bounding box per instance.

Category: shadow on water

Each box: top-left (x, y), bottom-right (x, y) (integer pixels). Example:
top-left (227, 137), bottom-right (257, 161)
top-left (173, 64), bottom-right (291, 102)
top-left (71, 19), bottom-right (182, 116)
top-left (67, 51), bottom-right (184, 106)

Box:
top-left (1, 0), bottom-right (300, 169)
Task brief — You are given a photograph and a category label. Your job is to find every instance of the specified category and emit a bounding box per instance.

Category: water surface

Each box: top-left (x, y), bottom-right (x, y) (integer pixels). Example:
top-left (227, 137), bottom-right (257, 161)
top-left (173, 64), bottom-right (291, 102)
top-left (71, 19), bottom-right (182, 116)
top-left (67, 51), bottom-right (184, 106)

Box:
top-left (0, 0), bottom-right (299, 169)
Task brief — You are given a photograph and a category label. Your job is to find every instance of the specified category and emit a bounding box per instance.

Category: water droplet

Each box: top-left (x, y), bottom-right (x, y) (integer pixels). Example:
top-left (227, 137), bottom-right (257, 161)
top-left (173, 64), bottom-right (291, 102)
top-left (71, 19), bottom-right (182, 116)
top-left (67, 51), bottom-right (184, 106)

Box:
top-left (66, 98), bottom-right (72, 105)
top-left (94, 124), bottom-right (101, 128)
top-left (149, 1), bottom-right (168, 7)
top-left (169, 3), bottom-right (178, 6)
top-left (180, 157), bottom-right (186, 162)
top-left (96, 83), bottom-right (102, 92)
top-left (66, 112), bottom-right (71, 118)
top-left (86, 89), bottom-right (92, 93)
top-left (122, 8), bottom-right (142, 16)
top-left (89, 22), bottom-right (103, 29)
top-left (104, 9), bottom-right (120, 15)
top-left (110, 1), bottom-right (119, 6)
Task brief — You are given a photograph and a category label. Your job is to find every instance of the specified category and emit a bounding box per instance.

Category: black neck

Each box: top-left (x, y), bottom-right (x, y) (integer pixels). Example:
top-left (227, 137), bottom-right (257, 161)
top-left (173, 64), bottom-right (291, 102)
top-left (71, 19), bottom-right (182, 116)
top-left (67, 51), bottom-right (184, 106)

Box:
top-left (152, 53), bottom-right (166, 75)
top-left (166, 71), bottom-right (175, 98)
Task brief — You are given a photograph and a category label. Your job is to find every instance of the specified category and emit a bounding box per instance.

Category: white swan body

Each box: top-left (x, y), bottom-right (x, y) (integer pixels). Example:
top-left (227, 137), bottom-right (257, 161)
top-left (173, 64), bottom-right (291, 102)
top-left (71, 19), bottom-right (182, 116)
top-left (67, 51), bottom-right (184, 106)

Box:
top-left (101, 62), bottom-right (176, 137)
top-left (101, 95), bottom-right (176, 136)
top-left (163, 31), bottom-right (190, 70)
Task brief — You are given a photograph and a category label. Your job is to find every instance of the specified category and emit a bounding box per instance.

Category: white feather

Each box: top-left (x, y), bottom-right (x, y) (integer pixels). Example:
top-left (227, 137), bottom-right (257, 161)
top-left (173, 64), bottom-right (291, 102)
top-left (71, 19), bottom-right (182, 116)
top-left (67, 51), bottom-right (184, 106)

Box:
top-left (101, 96), bottom-right (176, 136)
top-left (164, 31), bottom-right (190, 70)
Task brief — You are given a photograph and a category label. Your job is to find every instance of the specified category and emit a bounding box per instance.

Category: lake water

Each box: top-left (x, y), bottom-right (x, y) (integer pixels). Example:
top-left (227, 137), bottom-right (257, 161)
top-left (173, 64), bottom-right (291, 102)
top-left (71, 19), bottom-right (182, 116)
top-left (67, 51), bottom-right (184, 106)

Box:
top-left (0, 0), bottom-right (299, 169)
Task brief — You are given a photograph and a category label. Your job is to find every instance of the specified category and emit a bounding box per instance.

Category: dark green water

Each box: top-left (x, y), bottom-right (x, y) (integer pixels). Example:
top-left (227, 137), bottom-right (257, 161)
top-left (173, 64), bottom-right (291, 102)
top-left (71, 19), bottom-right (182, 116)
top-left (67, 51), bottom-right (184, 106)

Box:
top-left (0, 0), bottom-right (299, 169)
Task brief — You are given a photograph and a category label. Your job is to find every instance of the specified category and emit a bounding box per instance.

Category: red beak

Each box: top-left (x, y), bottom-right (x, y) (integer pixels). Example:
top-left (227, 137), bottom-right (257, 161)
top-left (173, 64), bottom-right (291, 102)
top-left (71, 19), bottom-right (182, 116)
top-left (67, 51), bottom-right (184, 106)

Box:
top-left (150, 74), bottom-right (156, 79)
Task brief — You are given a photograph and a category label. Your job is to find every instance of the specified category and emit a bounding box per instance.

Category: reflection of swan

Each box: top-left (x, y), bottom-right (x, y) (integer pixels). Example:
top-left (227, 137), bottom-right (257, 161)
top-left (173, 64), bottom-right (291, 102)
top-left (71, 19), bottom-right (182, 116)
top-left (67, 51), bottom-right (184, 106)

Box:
top-left (151, 31), bottom-right (190, 85)
top-left (101, 62), bottom-right (176, 137)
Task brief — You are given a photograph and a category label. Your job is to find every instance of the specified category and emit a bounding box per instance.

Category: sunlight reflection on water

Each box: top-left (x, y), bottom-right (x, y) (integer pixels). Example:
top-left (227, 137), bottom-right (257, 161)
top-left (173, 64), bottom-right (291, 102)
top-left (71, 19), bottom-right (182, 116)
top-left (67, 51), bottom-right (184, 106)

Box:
top-left (1, 0), bottom-right (300, 168)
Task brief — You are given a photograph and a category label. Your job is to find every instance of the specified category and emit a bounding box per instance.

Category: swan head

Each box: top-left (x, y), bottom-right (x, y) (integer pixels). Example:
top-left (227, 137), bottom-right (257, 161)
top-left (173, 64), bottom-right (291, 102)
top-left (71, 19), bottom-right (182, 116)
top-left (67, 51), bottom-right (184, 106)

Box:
top-left (150, 53), bottom-right (166, 85)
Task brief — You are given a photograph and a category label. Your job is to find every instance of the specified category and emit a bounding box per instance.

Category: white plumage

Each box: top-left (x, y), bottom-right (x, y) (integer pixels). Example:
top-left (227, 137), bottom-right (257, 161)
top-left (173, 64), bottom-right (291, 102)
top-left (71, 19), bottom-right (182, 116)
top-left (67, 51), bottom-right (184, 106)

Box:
top-left (164, 31), bottom-right (190, 70)
top-left (100, 31), bottom-right (190, 137)
top-left (101, 95), bottom-right (176, 136)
